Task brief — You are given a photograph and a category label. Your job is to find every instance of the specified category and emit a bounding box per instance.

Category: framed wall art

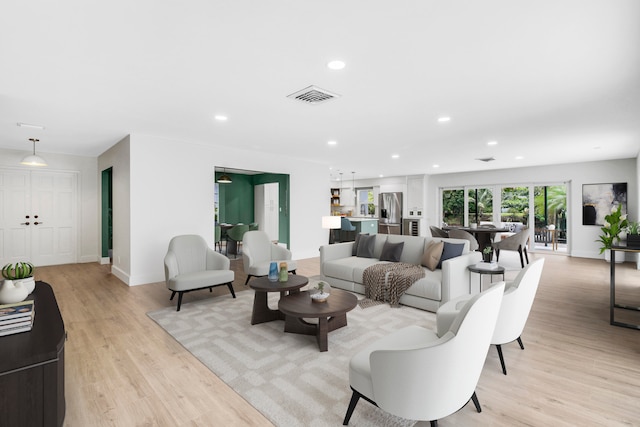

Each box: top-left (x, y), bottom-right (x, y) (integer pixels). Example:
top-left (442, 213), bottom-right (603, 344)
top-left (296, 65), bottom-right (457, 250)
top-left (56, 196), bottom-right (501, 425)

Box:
top-left (582, 182), bottom-right (627, 226)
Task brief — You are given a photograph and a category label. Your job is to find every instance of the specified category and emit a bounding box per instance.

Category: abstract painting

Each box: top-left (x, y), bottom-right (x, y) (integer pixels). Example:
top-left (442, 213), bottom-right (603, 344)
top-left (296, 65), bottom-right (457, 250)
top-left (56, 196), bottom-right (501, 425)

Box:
top-left (582, 183), bottom-right (627, 226)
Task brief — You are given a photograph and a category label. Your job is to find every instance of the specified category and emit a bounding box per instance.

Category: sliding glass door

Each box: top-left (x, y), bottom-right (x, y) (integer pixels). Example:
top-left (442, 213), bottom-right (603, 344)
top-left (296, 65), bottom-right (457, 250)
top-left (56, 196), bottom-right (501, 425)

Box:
top-left (440, 182), bottom-right (568, 253)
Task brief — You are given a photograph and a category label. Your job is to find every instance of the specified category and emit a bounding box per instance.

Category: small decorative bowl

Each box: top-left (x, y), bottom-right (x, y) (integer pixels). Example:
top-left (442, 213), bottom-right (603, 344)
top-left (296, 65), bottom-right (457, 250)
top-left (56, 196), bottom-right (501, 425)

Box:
top-left (311, 292), bottom-right (330, 303)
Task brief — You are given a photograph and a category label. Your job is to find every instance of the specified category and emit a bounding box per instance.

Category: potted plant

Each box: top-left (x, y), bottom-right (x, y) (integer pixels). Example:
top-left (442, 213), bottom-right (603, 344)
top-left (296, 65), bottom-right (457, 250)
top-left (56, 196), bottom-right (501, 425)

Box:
top-left (482, 246), bottom-right (493, 263)
top-left (0, 262), bottom-right (35, 304)
top-left (311, 281), bottom-right (330, 303)
top-left (596, 204), bottom-right (627, 260)
top-left (626, 221), bottom-right (640, 247)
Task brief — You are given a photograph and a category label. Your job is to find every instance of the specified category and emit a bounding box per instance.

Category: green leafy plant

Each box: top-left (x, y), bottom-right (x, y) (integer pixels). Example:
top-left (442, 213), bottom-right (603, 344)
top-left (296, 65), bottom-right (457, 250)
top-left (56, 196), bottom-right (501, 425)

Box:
top-left (482, 246), bottom-right (492, 255)
top-left (2, 262), bottom-right (35, 280)
top-left (626, 220), bottom-right (640, 235)
top-left (596, 205), bottom-right (628, 254)
top-left (316, 281), bottom-right (326, 293)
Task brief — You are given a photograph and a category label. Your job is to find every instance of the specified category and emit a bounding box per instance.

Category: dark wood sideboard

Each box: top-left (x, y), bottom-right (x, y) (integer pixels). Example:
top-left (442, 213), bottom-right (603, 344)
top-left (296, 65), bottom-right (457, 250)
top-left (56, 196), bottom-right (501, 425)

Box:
top-left (0, 281), bottom-right (66, 426)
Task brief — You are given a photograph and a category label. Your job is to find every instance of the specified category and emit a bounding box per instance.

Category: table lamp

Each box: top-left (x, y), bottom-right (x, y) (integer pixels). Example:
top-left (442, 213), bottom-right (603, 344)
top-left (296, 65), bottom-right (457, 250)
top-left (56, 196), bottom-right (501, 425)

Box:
top-left (322, 216), bottom-right (342, 244)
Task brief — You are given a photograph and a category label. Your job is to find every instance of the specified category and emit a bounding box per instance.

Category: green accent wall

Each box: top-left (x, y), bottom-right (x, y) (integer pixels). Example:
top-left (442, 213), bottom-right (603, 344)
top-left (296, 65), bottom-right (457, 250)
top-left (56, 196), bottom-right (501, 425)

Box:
top-left (216, 171), bottom-right (290, 246)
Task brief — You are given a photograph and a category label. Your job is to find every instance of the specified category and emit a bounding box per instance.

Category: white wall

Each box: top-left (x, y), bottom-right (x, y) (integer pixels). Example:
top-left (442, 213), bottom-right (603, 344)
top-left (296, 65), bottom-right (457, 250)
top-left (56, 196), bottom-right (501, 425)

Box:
top-left (97, 136), bottom-right (131, 283)
top-left (102, 133), bottom-right (327, 286)
top-left (0, 147), bottom-right (99, 264)
top-left (426, 159), bottom-right (637, 260)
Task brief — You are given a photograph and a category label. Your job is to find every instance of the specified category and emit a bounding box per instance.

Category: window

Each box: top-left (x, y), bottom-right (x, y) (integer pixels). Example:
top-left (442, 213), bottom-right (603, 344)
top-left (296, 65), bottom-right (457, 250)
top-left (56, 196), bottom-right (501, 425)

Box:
top-left (357, 188), bottom-right (375, 216)
top-left (442, 188), bottom-right (464, 226)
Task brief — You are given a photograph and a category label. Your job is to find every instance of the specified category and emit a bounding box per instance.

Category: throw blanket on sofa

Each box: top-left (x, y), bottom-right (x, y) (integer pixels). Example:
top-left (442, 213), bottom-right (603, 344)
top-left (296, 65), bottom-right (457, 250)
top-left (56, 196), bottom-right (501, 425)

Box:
top-left (363, 263), bottom-right (426, 307)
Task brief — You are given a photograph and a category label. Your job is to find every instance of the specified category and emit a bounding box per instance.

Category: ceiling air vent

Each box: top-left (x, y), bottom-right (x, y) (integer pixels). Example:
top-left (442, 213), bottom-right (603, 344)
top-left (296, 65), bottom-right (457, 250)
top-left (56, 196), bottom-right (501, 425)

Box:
top-left (287, 85), bottom-right (340, 105)
top-left (476, 157), bottom-right (495, 163)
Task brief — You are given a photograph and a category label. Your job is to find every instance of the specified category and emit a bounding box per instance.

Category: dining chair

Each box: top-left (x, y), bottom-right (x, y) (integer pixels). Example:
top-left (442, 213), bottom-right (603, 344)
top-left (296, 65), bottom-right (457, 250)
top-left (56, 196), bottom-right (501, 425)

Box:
top-left (226, 224), bottom-right (250, 258)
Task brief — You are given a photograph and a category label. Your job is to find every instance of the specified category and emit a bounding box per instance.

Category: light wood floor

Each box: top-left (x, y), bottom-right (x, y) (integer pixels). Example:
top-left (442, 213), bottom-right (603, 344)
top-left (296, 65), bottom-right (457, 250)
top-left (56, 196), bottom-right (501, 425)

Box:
top-left (34, 252), bottom-right (640, 426)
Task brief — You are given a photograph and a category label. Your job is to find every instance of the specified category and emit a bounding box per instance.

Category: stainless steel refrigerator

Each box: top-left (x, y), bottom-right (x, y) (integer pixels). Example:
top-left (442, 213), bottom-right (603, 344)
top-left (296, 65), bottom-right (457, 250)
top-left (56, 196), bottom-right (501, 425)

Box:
top-left (378, 192), bottom-right (403, 234)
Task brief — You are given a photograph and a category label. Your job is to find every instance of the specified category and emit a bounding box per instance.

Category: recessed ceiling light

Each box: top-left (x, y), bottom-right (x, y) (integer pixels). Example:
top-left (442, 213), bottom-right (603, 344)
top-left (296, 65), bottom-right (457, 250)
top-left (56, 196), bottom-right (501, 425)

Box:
top-left (433, 164), bottom-right (440, 168)
top-left (379, 174), bottom-right (384, 178)
top-left (327, 140), bottom-right (337, 146)
top-left (214, 115), bottom-right (228, 121)
top-left (437, 117), bottom-right (451, 123)
top-left (487, 141), bottom-right (498, 146)
top-left (17, 122), bottom-right (45, 130)
top-left (515, 156), bottom-right (524, 160)
top-left (391, 154), bottom-right (400, 159)
top-left (327, 60), bottom-right (346, 70)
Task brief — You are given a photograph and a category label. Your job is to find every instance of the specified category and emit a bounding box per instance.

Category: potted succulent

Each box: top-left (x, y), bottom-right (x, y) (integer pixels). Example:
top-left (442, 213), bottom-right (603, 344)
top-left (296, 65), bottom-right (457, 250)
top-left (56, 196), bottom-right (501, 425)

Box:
top-left (2, 262), bottom-right (35, 294)
top-left (311, 281), bottom-right (330, 303)
top-left (482, 246), bottom-right (494, 263)
top-left (625, 221), bottom-right (640, 247)
top-left (596, 204), bottom-right (627, 261)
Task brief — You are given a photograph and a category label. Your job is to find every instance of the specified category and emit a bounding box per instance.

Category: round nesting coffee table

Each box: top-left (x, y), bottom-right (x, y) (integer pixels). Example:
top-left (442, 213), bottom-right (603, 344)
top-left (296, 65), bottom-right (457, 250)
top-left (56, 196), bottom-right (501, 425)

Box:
top-left (249, 275), bottom-right (308, 325)
top-left (278, 288), bottom-right (358, 352)
top-left (468, 264), bottom-right (506, 293)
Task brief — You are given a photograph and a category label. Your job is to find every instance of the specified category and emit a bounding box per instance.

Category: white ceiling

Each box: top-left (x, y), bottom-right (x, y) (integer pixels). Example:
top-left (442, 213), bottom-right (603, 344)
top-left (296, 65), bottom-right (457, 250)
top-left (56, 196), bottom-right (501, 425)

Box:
top-left (1, 1), bottom-right (639, 180)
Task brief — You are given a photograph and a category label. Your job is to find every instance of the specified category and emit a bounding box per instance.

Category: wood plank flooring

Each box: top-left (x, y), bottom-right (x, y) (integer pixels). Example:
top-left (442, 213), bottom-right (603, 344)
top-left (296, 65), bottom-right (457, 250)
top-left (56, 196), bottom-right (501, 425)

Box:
top-left (32, 252), bottom-right (640, 426)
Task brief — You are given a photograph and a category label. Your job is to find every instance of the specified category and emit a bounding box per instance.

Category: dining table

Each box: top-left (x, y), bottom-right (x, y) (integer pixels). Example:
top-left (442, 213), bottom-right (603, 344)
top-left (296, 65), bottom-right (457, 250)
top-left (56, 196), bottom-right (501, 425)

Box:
top-left (444, 226), bottom-right (510, 252)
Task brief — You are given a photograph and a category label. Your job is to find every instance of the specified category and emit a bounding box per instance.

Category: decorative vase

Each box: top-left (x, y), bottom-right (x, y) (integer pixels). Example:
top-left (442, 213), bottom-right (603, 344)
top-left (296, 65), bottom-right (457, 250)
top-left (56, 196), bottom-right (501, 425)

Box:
top-left (0, 280), bottom-right (29, 304)
top-left (482, 250), bottom-right (493, 263)
top-left (627, 234), bottom-right (640, 248)
top-left (268, 262), bottom-right (278, 282)
top-left (278, 262), bottom-right (288, 282)
top-left (18, 277), bottom-right (36, 294)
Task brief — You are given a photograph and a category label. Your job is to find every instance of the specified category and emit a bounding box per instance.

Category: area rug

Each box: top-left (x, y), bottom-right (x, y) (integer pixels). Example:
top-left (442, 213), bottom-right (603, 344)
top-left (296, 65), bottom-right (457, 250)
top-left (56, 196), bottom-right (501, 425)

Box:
top-left (147, 287), bottom-right (437, 427)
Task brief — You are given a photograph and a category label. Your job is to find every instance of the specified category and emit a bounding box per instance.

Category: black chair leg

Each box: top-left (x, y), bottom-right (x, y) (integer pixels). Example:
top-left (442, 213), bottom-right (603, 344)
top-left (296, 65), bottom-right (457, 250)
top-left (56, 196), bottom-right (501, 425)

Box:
top-left (524, 247), bottom-right (529, 264)
top-left (209, 287), bottom-right (213, 292)
top-left (496, 344), bottom-right (507, 375)
top-left (227, 282), bottom-right (236, 298)
top-left (517, 336), bottom-right (524, 350)
top-left (176, 292), bottom-right (184, 312)
top-left (170, 291), bottom-right (176, 301)
top-left (495, 249), bottom-right (500, 262)
top-left (471, 391), bottom-right (482, 412)
top-left (343, 390), bottom-right (361, 425)
top-left (430, 422), bottom-right (438, 427)
top-left (244, 275), bottom-right (253, 286)
top-left (292, 270), bottom-right (297, 275)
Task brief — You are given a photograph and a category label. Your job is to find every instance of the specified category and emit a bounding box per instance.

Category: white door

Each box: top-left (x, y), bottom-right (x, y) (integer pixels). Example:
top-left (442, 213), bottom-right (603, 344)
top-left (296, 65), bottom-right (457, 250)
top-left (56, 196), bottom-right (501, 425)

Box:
top-left (0, 169), bottom-right (77, 267)
top-left (254, 183), bottom-right (279, 242)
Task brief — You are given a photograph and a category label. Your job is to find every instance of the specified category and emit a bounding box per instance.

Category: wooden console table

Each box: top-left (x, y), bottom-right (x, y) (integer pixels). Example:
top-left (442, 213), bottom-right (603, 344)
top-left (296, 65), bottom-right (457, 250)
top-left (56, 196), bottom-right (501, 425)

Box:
top-left (609, 245), bottom-right (640, 330)
top-left (0, 281), bottom-right (66, 426)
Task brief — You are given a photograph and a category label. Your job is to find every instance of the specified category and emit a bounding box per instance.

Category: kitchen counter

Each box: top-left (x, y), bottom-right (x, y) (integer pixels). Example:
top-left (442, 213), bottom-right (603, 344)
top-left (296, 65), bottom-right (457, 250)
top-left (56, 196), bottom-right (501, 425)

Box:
top-left (346, 217), bottom-right (378, 235)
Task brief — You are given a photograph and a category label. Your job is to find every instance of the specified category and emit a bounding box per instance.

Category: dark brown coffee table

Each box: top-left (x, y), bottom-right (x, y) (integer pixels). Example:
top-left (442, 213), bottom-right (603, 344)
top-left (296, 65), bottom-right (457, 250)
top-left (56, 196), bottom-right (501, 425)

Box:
top-left (249, 275), bottom-right (308, 325)
top-left (278, 288), bottom-right (358, 352)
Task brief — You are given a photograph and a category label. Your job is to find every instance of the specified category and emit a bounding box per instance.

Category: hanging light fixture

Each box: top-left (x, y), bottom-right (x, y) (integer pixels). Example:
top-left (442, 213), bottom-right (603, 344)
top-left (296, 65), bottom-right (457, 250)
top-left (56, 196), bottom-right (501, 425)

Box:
top-left (217, 168), bottom-right (232, 184)
top-left (21, 138), bottom-right (47, 166)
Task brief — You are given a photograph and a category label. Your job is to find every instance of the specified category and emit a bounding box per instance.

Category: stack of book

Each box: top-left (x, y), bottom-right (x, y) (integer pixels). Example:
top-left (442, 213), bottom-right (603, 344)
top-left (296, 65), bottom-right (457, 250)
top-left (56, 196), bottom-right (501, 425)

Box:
top-left (0, 300), bottom-right (35, 337)
top-left (474, 261), bottom-right (500, 270)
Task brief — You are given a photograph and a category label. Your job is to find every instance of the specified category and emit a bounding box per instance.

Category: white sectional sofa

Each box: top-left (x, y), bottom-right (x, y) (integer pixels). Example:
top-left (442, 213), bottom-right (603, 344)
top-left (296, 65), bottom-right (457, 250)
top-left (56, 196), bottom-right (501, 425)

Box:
top-left (319, 233), bottom-right (482, 312)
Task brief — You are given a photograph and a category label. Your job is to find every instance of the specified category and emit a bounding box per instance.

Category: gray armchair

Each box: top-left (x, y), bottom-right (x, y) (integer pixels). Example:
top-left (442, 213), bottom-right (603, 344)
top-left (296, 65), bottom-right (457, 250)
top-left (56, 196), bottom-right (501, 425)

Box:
top-left (164, 235), bottom-right (236, 311)
top-left (493, 228), bottom-right (530, 268)
top-left (242, 230), bottom-right (297, 286)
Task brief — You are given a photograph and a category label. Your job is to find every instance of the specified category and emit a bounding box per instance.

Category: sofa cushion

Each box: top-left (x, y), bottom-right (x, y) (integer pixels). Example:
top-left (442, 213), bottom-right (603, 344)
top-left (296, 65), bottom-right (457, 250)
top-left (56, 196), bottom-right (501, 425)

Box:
top-left (352, 233), bottom-right (369, 256)
top-left (356, 234), bottom-right (376, 258)
top-left (422, 241), bottom-right (444, 271)
top-left (324, 257), bottom-right (384, 283)
top-left (380, 241), bottom-right (404, 262)
top-left (403, 270), bottom-right (443, 301)
top-left (437, 242), bottom-right (465, 269)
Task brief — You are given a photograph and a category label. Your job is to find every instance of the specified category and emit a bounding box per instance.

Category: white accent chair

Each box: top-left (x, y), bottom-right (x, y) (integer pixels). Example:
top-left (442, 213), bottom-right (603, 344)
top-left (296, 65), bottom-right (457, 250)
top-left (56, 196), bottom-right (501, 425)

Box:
top-left (343, 282), bottom-right (505, 426)
top-left (436, 258), bottom-right (544, 375)
top-left (164, 235), bottom-right (236, 311)
top-left (242, 230), bottom-right (297, 286)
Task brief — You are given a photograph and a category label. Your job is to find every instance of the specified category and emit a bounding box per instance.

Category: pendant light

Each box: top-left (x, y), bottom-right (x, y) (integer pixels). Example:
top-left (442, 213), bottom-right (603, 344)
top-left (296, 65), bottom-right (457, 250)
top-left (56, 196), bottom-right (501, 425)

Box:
top-left (21, 138), bottom-right (47, 166)
top-left (217, 168), bottom-right (232, 184)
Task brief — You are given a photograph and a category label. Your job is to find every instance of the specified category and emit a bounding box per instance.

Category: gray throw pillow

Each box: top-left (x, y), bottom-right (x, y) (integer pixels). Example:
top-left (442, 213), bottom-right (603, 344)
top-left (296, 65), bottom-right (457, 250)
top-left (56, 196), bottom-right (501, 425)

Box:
top-left (380, 241), bottom-right (404, 262)
top-left (356, 234), bottom-right (376, 258)
top-left (352, 233), bottom-right (369, 256)
top-left (436, 242), bottom-right (465, 269)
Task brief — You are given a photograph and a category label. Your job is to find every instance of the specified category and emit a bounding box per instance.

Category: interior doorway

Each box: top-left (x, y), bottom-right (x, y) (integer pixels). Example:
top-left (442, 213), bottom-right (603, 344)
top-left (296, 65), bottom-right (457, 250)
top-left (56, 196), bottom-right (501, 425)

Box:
top-left (101, 168), bottom-right (113, 264)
